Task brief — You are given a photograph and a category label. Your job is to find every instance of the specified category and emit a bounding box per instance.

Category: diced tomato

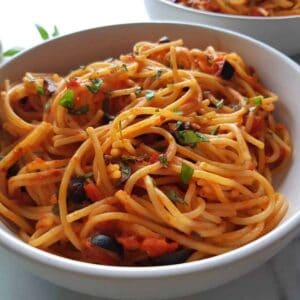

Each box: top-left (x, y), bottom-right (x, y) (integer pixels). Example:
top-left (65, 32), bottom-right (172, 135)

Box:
top-left (84, 183), bottom-right (104, 202)
top-left (149, 152), bottom-right (159, 164)
top-left (117, 235), bottom-right (141, 251)
top-left (250, 8), bottom-right (264, 16)
top-left (67, 80), bottom-right (80, 88)
top-left (82, 240), bottom-right (119, 265)
top-left (250, 116), bottom-right (265, 133)
top-left (140, 238), bottom-right (178, 257)
top-left (117, 235), bottom-right (178, 257)
top-left (204, 0), bottom-right (220, 12)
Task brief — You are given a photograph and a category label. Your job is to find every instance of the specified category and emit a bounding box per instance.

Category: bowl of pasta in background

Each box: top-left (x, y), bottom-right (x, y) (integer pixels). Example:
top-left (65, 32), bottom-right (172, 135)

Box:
top-left (144, 0), bottom-right (300, 55)
top-left (0, 22), bottom-right (300, 300)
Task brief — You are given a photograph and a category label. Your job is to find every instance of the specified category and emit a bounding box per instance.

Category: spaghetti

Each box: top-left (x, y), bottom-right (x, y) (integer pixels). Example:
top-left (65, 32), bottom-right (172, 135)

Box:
top-left (0, 38), bottom-right (291, 266)
top-left (173, 0), bottom-right (300, 16)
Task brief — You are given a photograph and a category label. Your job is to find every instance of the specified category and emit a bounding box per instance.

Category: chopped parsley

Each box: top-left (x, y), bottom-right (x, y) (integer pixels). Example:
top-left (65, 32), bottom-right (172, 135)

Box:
top-left (69, 105), bottom-right (89, 115)
top-left (175, 130), bottom-right (209, 146)
top-left (159, 153), bottom-right (168, 167)
top-left (180, 163), bottom-right (194, 184)
top-left (121, 64), bottom-right (128, 72)
top-left (86, 78), bottom-right (103, 94)
top-left (59, 90), bottom-right (75, 110)
top-left (251, 96), bottom-right (263, 106)
top-left (36, 85), bottom-right (45, 96)
top-left (59, 90), bottom-right (88, 115)
top-left (165, 190), bottom-right (186, 205)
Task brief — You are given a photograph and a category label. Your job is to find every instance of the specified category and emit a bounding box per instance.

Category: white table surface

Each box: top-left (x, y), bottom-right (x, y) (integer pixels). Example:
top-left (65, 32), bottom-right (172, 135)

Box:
top-left (0, 1), bottom-right (299, 299)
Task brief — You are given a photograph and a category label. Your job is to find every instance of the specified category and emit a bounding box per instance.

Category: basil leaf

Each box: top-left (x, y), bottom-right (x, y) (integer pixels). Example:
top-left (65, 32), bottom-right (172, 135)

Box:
top-left (35, 24), bottom-right (49, 40)
top-left (159, 153), bottom-right (168, 167)
top-left (59, 90), bottom-right (74, 110)
top-left (180, 163), bottom-right (194, 184)
top-left (52, 25), bottom-right (59, 37)
top-left (165, 190), bottom-right (186, 205)
top-left (145, 90), bottom-right (155, 101)
top-left (86, 78), bottom-right (103, 94)
top-left (69, 105), bottom-right (89, 115)
top-left (1, 47), bottom-right (23, 57)
top-left (175, 130), bottom-right (209, 146)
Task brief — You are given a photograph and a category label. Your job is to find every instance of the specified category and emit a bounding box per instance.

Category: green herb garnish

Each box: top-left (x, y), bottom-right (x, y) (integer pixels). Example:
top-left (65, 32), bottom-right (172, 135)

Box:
top-left (251, 96), bottom-right (263, 106)
top-left (35, 24), bottom-right (49, 40)
top-left (180, 163), bottom-right (194, 184)
top-left (165, 190), bottom-right (186, 205)
top-left (36, 85), bottom-right (45, 96)
top-left (121, 64), bottom-right (128, 72)
top-left (69, 105), bottom-right (89, 115)
top-left (52, 25), bottom-right (59, 37)
top-left (116, 162), bottom-right (132, 186)
top-left (59, 90), bottom-right (75, 110)
top-left (145, 90), bottom-right (155, 101)
top-left (86, 78), bottom-right (103, 94)
top-left (35, 24), bottom-right (59, 40)
top-left (210, 126), bottom-right (220, 135)
top-left (82, 172), bottom-right (93, 179)
top-left (159, 153), bottom-right (168, 167)
top-left (1, 47), bottom-right (24, 57)
top-left (175, 130), bottom-right (209, 146)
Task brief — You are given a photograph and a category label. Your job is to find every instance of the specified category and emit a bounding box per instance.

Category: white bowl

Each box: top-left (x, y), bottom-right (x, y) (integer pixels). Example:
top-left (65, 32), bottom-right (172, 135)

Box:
top-left (144, 0), bottom-right (300, 55)
top-left (0, 22), bottom-right (300, 300)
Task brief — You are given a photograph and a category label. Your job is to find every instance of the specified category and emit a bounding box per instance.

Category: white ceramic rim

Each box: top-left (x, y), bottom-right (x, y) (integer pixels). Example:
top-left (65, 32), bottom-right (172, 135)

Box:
top-left (157, 0), bottom-right (300, 20)
top-left (0, 21), bottom-right (300, 279)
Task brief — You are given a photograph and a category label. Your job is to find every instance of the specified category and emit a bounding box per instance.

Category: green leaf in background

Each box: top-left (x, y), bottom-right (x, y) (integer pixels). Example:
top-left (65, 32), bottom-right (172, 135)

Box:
top-left (1, 47), bottom-right (24, 57)
top-left (52, 25), bottom-right (59, 37)
top-left (35, 24), bottom-right (49, 40)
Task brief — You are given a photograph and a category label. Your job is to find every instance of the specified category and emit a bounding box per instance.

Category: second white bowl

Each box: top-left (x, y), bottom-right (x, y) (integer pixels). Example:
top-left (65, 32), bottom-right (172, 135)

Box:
top-left (144, 0), bottom-right (300, 55)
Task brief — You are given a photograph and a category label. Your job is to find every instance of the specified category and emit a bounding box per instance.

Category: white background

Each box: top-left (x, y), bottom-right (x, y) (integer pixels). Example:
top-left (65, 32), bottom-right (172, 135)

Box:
top-left (0, 1), bottom-right (299, 299)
